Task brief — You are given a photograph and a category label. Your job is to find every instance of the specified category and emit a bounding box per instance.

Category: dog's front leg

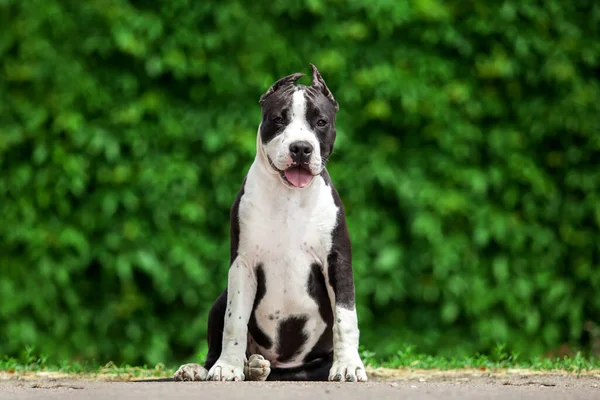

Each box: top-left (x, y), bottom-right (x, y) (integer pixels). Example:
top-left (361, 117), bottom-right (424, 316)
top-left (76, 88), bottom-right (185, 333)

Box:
top-left (207, 258), bottom-right (257, 381)
top-left (325, 237), bottom-right (368, 382)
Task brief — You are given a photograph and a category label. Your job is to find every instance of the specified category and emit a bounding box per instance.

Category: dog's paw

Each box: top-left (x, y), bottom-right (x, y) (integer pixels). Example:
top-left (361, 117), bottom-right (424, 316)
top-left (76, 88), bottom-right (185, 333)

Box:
top-left (173, 363), bottom-right (208, 381)
top-left (244, 354), bottom-right (271, 381)
top-left (329, 357), bottom-right (368, 382)
top-left (207, 359), bottom-right (245, 381)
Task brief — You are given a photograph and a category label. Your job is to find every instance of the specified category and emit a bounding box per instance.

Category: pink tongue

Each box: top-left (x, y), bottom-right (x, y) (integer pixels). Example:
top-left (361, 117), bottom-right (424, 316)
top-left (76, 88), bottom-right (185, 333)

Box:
top-left (284, 167), bottom-right (314, 188)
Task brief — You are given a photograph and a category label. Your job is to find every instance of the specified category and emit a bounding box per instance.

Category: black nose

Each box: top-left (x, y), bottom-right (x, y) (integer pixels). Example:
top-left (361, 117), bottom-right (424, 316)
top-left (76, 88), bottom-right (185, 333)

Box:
top-left (289, 141), bottom-right (313, 164)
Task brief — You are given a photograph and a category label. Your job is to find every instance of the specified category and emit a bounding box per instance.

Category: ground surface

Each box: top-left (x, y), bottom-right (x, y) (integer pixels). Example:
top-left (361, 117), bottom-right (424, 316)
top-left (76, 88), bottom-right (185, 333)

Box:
top-left (1, 369), bottom-right (599, 399)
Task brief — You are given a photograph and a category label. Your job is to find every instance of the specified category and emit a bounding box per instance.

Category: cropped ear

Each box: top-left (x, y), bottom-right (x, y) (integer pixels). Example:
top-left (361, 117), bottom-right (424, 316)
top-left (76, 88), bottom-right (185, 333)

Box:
top-left (310, 63), bottom-right (339, 111)
top-left (259, 73), bottom-right (305, 104)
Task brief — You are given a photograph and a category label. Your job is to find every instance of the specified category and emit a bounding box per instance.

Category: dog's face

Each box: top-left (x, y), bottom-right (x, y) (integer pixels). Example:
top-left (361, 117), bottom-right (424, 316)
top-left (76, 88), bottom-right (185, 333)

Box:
top-left (258, 64), bottom-right (339, 189)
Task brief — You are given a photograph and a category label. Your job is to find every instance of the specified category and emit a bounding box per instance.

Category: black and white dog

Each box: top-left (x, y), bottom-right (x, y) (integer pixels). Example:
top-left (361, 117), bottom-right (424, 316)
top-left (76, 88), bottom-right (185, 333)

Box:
top-left (174, 65), bottom-right (367, 382)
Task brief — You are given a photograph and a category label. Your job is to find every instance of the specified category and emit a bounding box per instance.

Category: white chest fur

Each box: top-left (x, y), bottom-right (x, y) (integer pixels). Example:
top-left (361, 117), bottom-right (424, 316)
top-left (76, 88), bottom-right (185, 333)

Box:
top-left (236, 160), bottom-right (339, 367)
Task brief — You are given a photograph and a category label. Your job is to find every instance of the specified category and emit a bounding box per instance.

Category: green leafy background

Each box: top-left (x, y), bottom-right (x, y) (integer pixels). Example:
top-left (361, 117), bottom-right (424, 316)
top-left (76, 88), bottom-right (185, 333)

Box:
top-left (1, 0), bottom-right (599, 365)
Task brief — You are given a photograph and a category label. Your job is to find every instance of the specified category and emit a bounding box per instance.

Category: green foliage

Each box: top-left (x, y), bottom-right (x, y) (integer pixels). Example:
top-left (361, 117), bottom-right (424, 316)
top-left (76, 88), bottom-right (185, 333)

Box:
top-left (1, 0), bottom-right (599, 365)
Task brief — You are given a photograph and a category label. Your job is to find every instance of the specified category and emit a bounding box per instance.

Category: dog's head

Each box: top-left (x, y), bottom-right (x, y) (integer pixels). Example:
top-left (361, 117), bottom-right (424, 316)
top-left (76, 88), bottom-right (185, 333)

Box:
top-left (258, 64), bottom-right (339, 189)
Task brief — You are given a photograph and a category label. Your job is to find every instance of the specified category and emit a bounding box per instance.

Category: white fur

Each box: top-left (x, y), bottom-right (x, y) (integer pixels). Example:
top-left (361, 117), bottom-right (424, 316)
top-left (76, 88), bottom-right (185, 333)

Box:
top-left (328, 307), bottom-right (367, 381)
top-left (322, 265), bottom-right (367, 382)
top-left (207, 257), bottom-right (257, 380)
top-left (263, 89), bottom-right (323, 175)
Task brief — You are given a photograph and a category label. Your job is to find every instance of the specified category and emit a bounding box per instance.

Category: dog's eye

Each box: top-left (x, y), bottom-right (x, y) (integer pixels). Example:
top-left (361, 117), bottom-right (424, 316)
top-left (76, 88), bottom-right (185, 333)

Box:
top-left (273, 117), bottom-right (284, 125)
top-left (316, 119), bottom-right (328, 127)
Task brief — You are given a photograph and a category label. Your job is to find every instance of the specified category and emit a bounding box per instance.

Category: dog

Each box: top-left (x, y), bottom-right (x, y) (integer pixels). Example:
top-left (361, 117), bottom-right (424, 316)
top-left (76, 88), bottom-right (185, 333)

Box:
top-left (174, 64), bottom-right (367, 382)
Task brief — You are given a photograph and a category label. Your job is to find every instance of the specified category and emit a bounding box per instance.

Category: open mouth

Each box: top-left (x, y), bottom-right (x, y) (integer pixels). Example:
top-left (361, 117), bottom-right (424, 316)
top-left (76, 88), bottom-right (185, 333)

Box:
top-left (268, 158), bottom-right (315, 188)
top-left (281, 165), bottom-right (314, 188)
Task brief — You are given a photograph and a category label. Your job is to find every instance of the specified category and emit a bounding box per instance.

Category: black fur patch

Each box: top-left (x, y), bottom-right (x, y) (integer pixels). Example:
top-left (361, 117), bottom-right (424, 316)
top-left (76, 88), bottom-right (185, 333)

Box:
top-left (203, 290), bottom-right (228, 369)
top-left (248, 264), bottom-right (273, 349)
top-left (259, 86), bottom-right (295, 145)
top-left (304, 263), bottom-right (334, 362)
top-left (276, 315), bottom-right (309, 363)
top-left (304, 87), bottom-right (337, 161)
top-left (322, 170), bottom-right (356, 309)
top-left (266, 355), bottom-right (333, 381)
top-left (229, 178), bottom-right (246, 265)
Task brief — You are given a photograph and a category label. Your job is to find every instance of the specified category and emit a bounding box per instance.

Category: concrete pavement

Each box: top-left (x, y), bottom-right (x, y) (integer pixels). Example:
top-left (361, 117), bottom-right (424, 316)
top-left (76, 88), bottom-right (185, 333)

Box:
top-left (1, 374), bottom-right (599, 400)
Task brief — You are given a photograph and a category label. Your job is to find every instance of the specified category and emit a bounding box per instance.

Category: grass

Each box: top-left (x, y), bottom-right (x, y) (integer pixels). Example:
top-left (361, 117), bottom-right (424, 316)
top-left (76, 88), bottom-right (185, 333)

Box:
top-left (1, 344), bottom-right (599, 379)
top-left (359, 344), bottom-right (600, 375)
top-left (0, 346), bottom-right (176, 379)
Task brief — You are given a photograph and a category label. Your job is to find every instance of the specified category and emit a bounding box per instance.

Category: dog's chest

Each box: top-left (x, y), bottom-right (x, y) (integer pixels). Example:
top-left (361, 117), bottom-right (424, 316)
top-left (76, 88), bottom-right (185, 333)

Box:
top-left (238, 168), bottom-right (338, 267)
